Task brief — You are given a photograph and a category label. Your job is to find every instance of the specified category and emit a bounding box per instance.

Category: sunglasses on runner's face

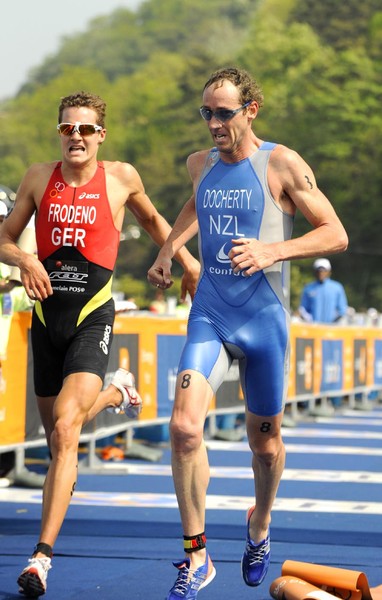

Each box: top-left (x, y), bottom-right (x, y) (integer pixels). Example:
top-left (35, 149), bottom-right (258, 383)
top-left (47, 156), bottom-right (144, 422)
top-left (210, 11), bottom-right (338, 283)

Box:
top-left (199, 101), bottom-right (252, 122)
top-left (57, 122), bottom-right (103, 136)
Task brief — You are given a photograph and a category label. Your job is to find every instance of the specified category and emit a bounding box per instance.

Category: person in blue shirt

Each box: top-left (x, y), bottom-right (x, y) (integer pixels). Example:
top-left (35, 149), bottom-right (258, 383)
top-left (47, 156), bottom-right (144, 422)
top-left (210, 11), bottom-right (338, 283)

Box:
top-left (299, 258), bottom-right (348, 324)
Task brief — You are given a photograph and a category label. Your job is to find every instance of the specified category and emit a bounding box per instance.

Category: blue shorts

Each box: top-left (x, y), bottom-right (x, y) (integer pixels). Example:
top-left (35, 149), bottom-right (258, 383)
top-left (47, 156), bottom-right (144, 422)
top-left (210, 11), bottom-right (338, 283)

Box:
top-left (178, 273), bottom-right (290, 416)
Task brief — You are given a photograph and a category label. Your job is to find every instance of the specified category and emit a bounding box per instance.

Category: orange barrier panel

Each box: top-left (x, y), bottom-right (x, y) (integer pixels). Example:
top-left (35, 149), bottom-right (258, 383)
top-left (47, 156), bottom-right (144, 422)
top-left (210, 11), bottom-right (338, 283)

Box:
top-left (1, 313), bottom-right (382, 446)
top-left (288, 323), bottom-right (382, 397)
top-left (0, 312), bottom-right (30, 444)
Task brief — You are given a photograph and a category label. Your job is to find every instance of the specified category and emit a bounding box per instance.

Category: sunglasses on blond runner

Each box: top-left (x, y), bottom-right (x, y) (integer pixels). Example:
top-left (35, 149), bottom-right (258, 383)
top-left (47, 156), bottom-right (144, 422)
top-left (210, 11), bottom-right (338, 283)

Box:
top-left (199, 101), bottom-right (252, 122)
top-left (57, 122), bottom-right (103, 136)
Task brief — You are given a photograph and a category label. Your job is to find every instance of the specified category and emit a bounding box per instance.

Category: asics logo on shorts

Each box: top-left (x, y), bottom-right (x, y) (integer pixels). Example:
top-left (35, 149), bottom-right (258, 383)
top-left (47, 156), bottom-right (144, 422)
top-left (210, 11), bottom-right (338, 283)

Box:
top-left (99, 324), bottom-right (112, 355)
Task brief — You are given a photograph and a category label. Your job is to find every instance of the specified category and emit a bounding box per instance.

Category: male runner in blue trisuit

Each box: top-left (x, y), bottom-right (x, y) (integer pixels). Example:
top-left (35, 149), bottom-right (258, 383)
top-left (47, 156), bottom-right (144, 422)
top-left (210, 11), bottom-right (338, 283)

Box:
top-left (148, 67), bottom-right (348, 599)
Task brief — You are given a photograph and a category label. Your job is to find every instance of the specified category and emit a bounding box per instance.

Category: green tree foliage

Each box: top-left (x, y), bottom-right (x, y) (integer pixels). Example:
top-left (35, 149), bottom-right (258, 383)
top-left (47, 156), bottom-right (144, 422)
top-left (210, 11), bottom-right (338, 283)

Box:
top-left (237, 0), bottom-right (382, 309)
top-left (0, 67), bottom-right (111, 187)
top-left (22, 0), bottom-right (257, 94)
top-left (113, 273), bottom-right (149, 309)
top-left (0, 0), bottom-right (381, 309)
top-left (292, 0), bottom-right (382, 51)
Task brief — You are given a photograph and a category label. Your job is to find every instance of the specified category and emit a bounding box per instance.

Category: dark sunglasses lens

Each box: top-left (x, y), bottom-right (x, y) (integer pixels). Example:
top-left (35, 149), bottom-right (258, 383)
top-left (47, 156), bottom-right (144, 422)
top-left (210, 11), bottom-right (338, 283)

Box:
top-left (79, 124), bottom-right (97, 135)
top-left (199, 108), bottom-right (236, 122)
top-left (215, 110), bottom-right (234, 122)
top-left (200, 107), bottom-right (212, 121)
top-left (58, 124), bottom-right (75, 135)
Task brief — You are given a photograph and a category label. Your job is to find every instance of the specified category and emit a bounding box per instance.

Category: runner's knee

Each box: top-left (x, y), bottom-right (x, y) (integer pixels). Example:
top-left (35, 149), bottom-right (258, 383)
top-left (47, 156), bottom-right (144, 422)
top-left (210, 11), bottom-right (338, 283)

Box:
top-left (170, 415), bottom-right (204, 453)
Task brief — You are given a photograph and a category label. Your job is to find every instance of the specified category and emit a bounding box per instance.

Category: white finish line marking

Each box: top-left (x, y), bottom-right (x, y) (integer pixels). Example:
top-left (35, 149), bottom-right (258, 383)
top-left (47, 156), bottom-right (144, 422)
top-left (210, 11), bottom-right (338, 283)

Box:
top-left (79, 463), bottom-right (382, 484)
top-left (282, 428), bottom-right (382, 440)
top-left (1, 488), bottom-right (382, 514)
top-left (206, 441), bottom-right (382, 455)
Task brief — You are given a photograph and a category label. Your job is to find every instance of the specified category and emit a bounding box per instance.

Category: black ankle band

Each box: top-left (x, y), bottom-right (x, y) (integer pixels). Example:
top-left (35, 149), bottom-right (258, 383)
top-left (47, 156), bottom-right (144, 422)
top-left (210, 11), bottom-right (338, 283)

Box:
top-left (183, 532), bottom-right (206, 553)
top-left (34, 542), bottom-right (53, 558)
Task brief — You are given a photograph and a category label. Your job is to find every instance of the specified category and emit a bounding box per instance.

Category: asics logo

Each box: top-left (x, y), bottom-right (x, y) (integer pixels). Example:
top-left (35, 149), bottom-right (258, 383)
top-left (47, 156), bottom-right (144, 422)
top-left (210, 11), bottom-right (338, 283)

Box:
top-left (78, 192), bottom-right (100, 199)
top-left (50, 271), bottom-right (88, 282)
top-left (99, 324), bottom-right (112, 355)
top-left (216, 242), bottom-right (231, 263)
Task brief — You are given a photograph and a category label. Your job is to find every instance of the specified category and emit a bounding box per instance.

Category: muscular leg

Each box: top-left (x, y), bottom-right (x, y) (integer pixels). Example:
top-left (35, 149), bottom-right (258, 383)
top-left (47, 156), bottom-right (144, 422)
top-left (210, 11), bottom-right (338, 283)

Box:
top-left (34, 372), bottom-right (104, 555)
top-left (84, 382), bottom-right (123, 423)
top-left (170, 369), bottom-right (214, 573)
top-left (245, 410), bottom-right (285, 542)
top-left (39, 383), bottom-right (123, 438)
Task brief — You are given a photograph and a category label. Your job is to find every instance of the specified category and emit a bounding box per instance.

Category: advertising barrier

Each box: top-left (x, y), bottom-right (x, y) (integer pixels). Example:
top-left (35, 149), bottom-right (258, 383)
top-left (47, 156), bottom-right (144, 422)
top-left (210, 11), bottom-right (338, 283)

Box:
top-left (1, 312), bottom-right (382, 449)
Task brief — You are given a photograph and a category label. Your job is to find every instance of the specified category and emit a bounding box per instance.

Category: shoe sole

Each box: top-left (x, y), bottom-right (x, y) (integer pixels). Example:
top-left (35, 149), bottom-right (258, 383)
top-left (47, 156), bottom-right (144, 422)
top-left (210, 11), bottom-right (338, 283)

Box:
top-left (200, 567), bottom-right (216, 590)
top-left (18, 571), bottom-right (46, 597)
top-left (247, 505), bottom-right (256, 522)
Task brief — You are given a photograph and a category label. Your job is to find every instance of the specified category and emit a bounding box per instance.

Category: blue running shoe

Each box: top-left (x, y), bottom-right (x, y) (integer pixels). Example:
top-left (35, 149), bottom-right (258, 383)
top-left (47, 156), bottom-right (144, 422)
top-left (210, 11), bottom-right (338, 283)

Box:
top-left (241, 506), bottom-right (270, 586)
top-left (167, 554), bottom-right (216, 599)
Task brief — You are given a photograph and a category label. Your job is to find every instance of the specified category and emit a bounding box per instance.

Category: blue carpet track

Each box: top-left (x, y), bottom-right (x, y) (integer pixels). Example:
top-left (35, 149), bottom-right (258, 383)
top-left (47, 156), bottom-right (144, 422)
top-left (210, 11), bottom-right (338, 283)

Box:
top-left (1, 404), bottom-right (381, 599)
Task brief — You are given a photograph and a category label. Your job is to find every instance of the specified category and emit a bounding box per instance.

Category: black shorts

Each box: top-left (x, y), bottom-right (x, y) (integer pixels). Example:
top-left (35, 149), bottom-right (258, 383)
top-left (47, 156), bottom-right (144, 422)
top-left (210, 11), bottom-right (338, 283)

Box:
top-left (31, 299), bottom-right (115, 397)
